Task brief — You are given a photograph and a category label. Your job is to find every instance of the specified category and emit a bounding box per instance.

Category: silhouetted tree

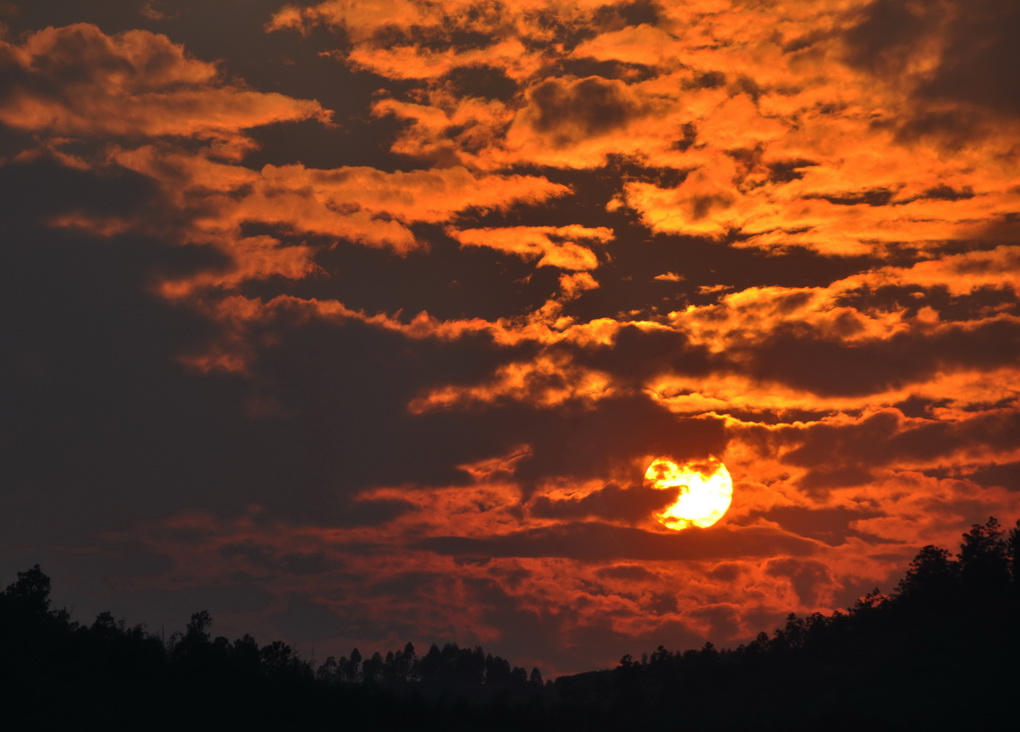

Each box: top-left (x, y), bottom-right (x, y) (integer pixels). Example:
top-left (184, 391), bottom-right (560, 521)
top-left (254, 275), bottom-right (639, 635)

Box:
top-left (1008, 519), bottom-right (1020, 587)
top-left (958, 516), bottom-right (1009, 594)
top-left (317, 655), bottom-right (339, 682)
top-left (3, 564), bottom-right (52, 613)
top-left (896, 544), bottom-right (958, 601)
top-left (362, 650), bottom-right (384, 684)
top-left (342, 647), bottom-right (362, 682)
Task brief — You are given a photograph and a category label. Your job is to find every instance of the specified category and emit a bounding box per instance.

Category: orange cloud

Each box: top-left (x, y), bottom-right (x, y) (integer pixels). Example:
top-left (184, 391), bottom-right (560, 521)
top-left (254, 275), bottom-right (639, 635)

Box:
top-left (0, 24), bottom-right (327, 156)
top-left (408, 354), bottom-right (617, 414)
top-left (447, 225), bottom-right (613, 270)
top-left (276, 0), bottom-right (1019, 260)
top-left (61, 145), bottom-right (572, 300)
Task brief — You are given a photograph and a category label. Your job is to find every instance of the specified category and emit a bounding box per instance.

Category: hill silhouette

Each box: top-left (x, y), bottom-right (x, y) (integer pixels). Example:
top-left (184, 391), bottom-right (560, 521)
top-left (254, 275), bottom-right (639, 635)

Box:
top-left (3, 517), bottom-right (1019, 730)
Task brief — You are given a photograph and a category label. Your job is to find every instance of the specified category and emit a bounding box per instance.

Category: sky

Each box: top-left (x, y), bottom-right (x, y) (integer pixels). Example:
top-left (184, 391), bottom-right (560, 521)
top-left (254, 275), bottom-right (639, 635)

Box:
top-left (1, 0), bottom-right (1018, 676)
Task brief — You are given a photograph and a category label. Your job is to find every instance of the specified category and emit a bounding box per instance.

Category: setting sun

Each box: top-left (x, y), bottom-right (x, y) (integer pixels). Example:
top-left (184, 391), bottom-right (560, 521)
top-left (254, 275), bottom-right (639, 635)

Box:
top-left (646, 457), bottom-right (733, 530)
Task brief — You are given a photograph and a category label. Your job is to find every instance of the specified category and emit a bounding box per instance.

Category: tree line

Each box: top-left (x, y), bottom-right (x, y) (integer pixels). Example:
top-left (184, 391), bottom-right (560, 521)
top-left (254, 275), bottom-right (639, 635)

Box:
top-left (554, 516), bottom-right (1020, 729)
top-left (3, 517), bottom-right (1019, 729)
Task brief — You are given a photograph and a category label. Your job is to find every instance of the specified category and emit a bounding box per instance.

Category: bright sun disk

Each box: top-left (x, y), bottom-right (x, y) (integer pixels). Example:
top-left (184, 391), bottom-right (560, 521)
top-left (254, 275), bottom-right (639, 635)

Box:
top-left (645, 457), bottom-right (733, 530)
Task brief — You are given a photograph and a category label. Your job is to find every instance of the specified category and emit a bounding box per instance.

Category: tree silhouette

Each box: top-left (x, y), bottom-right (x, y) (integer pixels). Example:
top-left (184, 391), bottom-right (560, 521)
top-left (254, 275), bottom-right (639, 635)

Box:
top-left (3, 518), bottom-right (1020, 730)
top-left (1007, 519), bottom-right (1020, 587)
top-left (896, 544), bottom-right (958, 602)
top-left (958, 516), bottom-right (1010, 594)
top-left (4, 564), bottom-right (52, 612)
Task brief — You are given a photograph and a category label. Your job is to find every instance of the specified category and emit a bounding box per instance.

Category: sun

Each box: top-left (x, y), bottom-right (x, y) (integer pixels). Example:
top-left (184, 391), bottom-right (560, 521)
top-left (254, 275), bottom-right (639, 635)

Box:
top-left (645, 456), bottom-right (733, 530)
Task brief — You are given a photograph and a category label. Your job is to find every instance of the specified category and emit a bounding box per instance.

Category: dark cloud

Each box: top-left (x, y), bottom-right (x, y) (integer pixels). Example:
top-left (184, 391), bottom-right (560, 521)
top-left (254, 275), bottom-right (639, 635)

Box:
top-left (835, 284), bottom-right (1019, 323)
top-left (510, 398), bottom-right (727, 486)
top-left (564, 324), bottom-right (714, 383)
top-left (530, 481), bottom-right (678, 523)
top-left (842, 0), bottom-right (946, 76)
top-left (765, 158), bottom-right (819, 184)
top-left (796, 465), bottom-right (875, 494)
top-left (765, 558), bottom-right (830, 606)
top-left (844, 0), bottom-right (1020, 146)
top-left (338, 498), bottom-right (417, 527)
top-left (596, 564), bottom-right (658, 581)
top-left (441, 64), bottom-right (518, 102)
top-left (366, 571), bottom-right (445, 599)
top-left (754, 506), bottom-right (882, 546)
top-left (550, 57), bottom-right (661, 84)
top-left (811, 188), bottom-right (896, 207)
top-left (683, 71), bottom-right (727, 91)
top-left (964, 462), bottom-right (1020, 492)
top-left (247, 227), bottom-right (561, 323)
top-left (888, 108), bottom-right (985, 148)
top-left (219, 544), bottom-right (335, 575)
top-left (744, 317), bottom-right (1020, 397)
top-left (689, 603), bottom-right (741, 640)
top-left (707, 562), bottom-right (741, 583)
top-left (592, 0), bottom-right (663, 29)
top-left (271, 595), bottom-right (348, 643)
top-left (418, 522), bottom-right (818, 562)
top-left (645, 591), bottom-right (679, 615)
top-left (462, 577), bottom-right (579, 669)
top-left (915, 1), bottom-right (1020, 116)
top-left (528, 76), bottom-right (647, 146)
top-left (782, 409), bottom-right (1020, 475)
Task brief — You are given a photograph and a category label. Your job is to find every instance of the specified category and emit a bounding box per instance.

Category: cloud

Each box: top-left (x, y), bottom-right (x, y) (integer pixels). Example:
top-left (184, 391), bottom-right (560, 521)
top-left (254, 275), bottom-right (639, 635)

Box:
top-left (530, 481), bottom-right (679, 524)
top-left (523, 76), bottom-right (650, 147)
top-left (754, 505), bottom-right (882, 547)
top-left (447, 225), bottom-right (613, 270)
top-left (765, 557), bottom-right (831, 607)
top-left (65, 145), bottom-right (573, 303)
top-left (841, 0), bottom-right (947, 78)
top-left (743, 315), bottom-right (1020, 397)
top-left (418, 522), bottom-right (819, 561)
top-left (572, 22), bottom-right (681, 68)
top-left (408, 353), bottom-right (618, 413)
top-left (844, 0), bottom-right (1020, 117)
top-left (0, 23), bottom-right (327, 154)
top-left (227, 164), bottom-right (571, 252)
top-left (566, 323), bottom-right (714, 384)
top-left (780, 408), bottom-right (1020, 474)
top-left (596, 564), bottom-right (659, 582)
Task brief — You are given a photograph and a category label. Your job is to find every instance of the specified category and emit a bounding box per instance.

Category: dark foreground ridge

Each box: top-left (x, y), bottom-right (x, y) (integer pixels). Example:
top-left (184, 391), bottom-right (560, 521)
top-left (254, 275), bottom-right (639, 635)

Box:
top-left (4, 517), bottom-right (1020, 730)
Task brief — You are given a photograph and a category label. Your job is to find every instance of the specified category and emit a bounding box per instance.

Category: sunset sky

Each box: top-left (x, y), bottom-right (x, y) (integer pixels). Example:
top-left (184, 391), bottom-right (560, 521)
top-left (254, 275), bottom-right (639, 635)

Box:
top-left (2, 0), bottom-right (1018, 675)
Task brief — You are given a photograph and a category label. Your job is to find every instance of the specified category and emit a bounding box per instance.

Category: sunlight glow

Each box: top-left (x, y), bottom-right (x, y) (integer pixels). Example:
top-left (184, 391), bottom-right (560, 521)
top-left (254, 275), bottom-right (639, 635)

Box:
top-left (645, 457), bottom-right (733, 530)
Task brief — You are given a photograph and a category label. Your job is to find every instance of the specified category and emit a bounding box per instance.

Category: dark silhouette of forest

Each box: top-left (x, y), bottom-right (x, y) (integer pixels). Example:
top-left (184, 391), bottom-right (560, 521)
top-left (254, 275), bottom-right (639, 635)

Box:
top-left (4, 517), bottom-right (1020, 730)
